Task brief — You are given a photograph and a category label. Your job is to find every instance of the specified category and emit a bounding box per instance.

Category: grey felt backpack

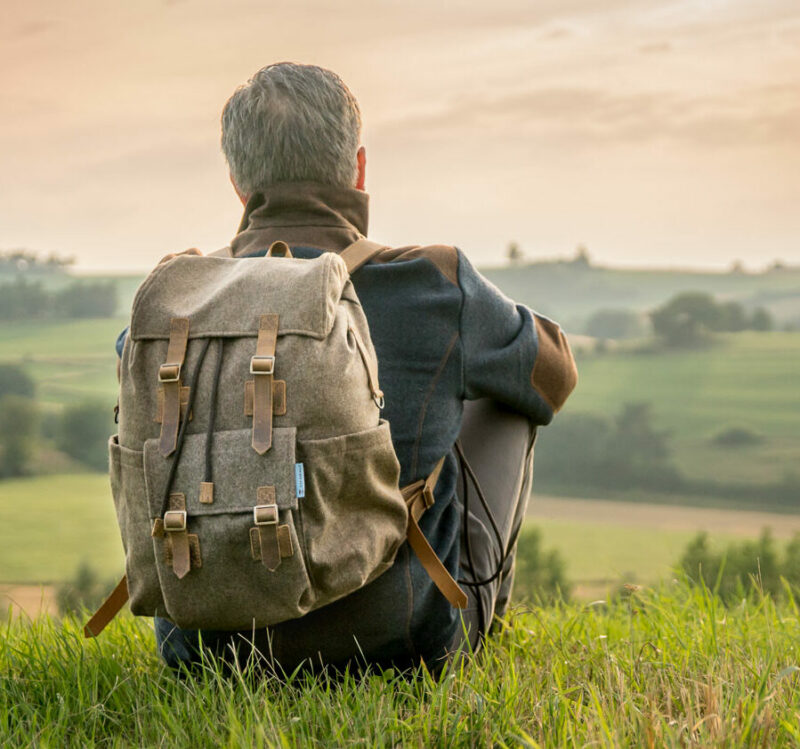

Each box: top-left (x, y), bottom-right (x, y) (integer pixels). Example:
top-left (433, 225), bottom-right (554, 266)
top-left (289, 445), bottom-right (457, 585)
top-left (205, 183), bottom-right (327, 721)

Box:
top-left (85, 239), bottom-right (466, 638)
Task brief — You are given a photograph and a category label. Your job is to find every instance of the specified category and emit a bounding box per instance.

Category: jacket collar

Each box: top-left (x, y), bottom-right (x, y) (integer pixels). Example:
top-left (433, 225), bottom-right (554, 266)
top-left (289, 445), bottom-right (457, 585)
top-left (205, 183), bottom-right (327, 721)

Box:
top-left (230, 181), bottom-right (369, 257)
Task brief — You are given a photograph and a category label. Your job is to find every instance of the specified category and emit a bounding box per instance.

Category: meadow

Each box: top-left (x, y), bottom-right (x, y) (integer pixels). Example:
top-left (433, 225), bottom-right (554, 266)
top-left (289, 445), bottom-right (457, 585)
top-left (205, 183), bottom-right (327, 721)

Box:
top-left (3, 582), bottom-right (800, 746)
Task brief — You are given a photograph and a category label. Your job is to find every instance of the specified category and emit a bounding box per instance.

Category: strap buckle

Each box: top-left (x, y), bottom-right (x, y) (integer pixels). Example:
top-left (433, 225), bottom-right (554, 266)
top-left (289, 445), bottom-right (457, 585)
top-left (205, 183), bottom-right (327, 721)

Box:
top-left (253, 503), bottom-right (279, 526)
top-left (163, 510), bottom-right (187, 532)
top-left (250, 355), bottom-right (275, 375)
top-left (158, 363), bottom-right (182, 383)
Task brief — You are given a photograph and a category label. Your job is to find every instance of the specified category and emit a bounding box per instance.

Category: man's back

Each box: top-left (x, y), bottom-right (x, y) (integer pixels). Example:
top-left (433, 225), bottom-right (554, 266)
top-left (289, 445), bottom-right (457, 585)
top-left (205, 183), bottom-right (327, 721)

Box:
top-left (176, 180), bottom-right (578, 669)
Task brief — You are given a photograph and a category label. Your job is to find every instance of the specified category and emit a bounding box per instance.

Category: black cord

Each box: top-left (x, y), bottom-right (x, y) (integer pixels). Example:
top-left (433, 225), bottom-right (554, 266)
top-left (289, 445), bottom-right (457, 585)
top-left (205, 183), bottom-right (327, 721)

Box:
top-left (456, 440), bottom-right (516, 588)
top-left (159, 337), bottom-right (212, 517)
top-left (203, 339), bottom-right (225, 484)
top-left (459, 446), bottom-right (486, 637)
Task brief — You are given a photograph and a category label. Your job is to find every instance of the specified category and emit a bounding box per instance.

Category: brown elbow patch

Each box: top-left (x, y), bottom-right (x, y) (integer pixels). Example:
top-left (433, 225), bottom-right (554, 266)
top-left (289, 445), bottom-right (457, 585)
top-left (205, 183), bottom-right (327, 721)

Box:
top-left (531, 316), bottom-right (578, 413)
top-left (375, 245), bottom-right (459, 286)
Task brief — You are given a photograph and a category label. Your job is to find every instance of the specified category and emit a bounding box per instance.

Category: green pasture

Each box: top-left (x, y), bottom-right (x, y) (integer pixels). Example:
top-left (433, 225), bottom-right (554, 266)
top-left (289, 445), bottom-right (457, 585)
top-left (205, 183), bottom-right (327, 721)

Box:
top-left (566, 331), bottom-right (800, 485)
top-left (0, 475), bottom-right (123, 583)
top-left (1, 472), bottom-right (794, 589)
top-left (0, 317), bottom-right (124, 408)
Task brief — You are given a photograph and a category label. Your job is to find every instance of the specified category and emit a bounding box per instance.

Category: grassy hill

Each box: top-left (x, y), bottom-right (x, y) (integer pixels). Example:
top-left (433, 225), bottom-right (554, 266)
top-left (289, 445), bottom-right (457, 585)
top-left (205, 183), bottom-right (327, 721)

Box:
top-left (3, 583), bottom-right (799, 746)
top-left (551, 332), bottom-right (800, 489)
top-left (482, 260), bottom-right (800, 331)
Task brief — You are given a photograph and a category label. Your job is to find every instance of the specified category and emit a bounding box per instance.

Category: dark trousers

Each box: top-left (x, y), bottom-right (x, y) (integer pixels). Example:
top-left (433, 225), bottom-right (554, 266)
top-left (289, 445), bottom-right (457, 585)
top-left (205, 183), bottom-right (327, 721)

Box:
top-left (155, 399), bottom-right (535, 669)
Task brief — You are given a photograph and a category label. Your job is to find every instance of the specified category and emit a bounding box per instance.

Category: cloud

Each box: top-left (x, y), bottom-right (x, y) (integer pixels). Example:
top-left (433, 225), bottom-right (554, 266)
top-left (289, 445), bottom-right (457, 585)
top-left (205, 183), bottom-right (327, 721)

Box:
top-left (639, 41), bottom-right (672, 54)
top-left (378, 84), bottom-right (800, 150)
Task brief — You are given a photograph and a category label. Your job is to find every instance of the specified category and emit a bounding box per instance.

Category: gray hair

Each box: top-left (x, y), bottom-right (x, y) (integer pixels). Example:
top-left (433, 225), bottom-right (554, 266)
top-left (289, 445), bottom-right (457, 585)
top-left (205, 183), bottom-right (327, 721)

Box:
top-left (221, 63), bottom-right (362, 194)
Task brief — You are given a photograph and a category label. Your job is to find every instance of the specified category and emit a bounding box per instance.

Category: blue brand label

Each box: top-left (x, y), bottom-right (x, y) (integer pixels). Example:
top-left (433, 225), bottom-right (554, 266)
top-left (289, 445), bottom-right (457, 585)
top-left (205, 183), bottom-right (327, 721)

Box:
top-left (295, 463), bottom-right (305, 499)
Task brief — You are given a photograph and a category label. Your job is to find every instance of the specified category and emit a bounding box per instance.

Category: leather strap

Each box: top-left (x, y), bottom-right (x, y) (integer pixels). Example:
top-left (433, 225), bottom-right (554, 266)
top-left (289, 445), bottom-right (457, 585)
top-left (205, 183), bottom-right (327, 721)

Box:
top-left (402, 457), bottom-right (468, 608)
top-left (84, 575), bottom-right (129, 638)
top-left (349, 321), bottom-right (384, 408)
top-left (158, 317), bottom-right (190, 457)
top-left (164, 492), bottom-right (191, 579)
top-left (251, 314), bottom-right (279, 454)
top-left (266, 240), bottom-right (293, 258)
top-left (339, 238), bottom-right (387, 274)
top-left (254, 486), bottom-right (281, 571)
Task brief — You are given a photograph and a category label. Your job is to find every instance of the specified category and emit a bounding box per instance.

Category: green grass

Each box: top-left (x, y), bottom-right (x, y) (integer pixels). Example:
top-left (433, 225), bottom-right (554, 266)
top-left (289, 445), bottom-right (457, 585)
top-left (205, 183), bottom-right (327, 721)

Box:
top-left (3, 583), bottom-right (800, 746)
top-left (0, 317), bottom-right (124, 408)
top-left (0, 475), bottom-right (123, 583)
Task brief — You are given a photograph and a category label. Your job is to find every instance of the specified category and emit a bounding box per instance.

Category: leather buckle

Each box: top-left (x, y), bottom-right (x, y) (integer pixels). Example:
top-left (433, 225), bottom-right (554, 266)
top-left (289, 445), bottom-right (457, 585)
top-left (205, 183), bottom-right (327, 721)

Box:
top-left (253, 504), bottom-right (279, 525)
top-left (422, 487), bottom-right (435, 509)
top-left (158, 363), bottom-right (182, 383)
top-left (163, 510), bottom-right (187, 532)
top-left (250, 355), bottom-right (275, 375)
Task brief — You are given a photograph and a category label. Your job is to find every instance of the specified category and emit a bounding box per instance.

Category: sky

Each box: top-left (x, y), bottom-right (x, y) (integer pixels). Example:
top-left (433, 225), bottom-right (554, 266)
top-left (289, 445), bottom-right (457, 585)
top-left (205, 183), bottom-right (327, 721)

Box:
top-left (2, 0), bottom-right (799, 271)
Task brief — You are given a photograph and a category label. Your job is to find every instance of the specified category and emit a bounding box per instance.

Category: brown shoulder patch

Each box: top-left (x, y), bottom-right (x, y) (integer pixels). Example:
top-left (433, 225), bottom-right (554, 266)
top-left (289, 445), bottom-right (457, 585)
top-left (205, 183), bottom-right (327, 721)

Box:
top-left (375, 244), bottom-right (459, 286)
top-left (531, 316), bottom-right (578, 413)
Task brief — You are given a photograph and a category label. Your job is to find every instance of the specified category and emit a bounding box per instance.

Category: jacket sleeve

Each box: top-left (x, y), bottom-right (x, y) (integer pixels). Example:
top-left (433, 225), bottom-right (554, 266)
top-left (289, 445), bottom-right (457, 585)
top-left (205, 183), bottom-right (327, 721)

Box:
top-left (458, 250), bottom-right (578, 425)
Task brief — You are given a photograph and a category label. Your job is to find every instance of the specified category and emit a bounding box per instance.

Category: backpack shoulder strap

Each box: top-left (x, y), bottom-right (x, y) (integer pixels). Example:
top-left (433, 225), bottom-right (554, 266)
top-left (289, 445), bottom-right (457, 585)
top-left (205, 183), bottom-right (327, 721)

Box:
top-left (339, 238), bottom-right (387, 274)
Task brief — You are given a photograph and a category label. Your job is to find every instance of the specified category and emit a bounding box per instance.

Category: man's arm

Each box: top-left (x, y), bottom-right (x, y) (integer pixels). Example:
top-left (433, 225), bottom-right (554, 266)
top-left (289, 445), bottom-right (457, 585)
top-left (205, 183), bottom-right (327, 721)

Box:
top-left (458, 250), bottom-right (577, 425)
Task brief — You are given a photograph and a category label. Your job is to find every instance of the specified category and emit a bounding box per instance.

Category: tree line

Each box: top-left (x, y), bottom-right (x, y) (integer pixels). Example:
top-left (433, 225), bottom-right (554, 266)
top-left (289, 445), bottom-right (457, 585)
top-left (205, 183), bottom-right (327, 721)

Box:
top-left (0, 277), bottom-right (118, 320)
top-left (0, 365), bottom-right (112, 478)
top-left (584, 291), bottom-right (775, 344)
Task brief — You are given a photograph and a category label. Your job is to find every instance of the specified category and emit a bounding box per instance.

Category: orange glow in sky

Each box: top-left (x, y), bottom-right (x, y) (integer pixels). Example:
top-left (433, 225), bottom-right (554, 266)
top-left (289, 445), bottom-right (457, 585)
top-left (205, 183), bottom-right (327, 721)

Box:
top-left (2, 0), bottom-right (799, 271)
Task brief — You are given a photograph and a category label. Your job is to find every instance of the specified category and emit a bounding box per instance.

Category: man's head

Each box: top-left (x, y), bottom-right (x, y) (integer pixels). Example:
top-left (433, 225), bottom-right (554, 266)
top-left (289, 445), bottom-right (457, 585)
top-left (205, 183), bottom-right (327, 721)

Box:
top-left (221, 62), bottom-right (364, 201)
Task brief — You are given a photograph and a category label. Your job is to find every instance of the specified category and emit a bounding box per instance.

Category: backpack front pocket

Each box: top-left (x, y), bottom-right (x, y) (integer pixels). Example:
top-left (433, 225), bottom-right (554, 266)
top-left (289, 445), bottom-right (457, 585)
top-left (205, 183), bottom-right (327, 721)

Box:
top-left (297, 419), bottom-right (408, 609)
top-left (143, 426), bottom-right (314, 630)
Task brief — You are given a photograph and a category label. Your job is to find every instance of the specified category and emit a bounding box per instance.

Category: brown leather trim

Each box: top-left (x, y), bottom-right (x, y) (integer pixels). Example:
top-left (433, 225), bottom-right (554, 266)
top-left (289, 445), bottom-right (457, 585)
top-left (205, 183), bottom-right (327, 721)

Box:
top-left (165, 533), bottom-right (202, 569)
top-left (83, 576), bottom-right (129, 638)
top-left (158, 317), bottom-right (190, 457)
top-left (266, 240), bottom-right (293, 258)
top-left (199, 482), bottom-right (214, 504)
top-left (244, 379), bottom-right (286, 416)
top-left (374, 245), bottom-right (459, 287)
top-left (154, 386), bottom-right (191, 423)
top-left (401, 456), bottom-right (468, 609)
top-left (531, 315), bottom-right (578, 413)
top-left (251, 524), bottom-right (293, 560)
top-left (251, 314), bottom-right (279, 454)
top-left (339, 238), bottom-right (386, 273)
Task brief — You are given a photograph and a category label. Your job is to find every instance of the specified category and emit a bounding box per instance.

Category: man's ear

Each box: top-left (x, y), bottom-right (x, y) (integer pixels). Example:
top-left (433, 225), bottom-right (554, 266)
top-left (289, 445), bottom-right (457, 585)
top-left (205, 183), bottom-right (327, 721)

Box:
top-left (355, 146), bottom-right (366, 191)
top-left (230, 173), bottom-right (249, 205)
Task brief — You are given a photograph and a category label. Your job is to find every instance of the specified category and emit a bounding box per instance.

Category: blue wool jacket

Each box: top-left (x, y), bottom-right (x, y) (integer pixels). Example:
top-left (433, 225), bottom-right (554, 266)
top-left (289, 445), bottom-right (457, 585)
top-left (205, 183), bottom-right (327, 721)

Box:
top-left (119, 182), bottom-right (577, 670)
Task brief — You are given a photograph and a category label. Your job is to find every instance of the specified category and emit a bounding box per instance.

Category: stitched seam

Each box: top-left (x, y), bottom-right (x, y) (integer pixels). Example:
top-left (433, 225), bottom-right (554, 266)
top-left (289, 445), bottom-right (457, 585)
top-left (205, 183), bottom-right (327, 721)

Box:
top-left (410, 331), bottom-right (460, 478)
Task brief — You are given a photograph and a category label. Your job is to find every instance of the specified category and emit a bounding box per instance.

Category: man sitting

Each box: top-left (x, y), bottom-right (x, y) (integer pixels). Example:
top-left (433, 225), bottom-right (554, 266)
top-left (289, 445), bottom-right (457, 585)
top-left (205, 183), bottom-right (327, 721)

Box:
top-left (143, 62), bottom-right (578, 672)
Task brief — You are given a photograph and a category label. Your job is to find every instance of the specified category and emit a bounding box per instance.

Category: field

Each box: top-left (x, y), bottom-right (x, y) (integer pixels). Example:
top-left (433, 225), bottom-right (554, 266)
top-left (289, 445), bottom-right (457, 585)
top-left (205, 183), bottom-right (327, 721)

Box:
top-left (548, 331), bottom-right (800, 488)
top-left (3, 583), bottom-right (800, 746)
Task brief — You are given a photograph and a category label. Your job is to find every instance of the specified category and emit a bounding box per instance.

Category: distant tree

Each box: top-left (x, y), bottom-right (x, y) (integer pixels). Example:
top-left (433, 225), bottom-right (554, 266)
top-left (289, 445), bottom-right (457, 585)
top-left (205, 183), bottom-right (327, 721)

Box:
top-left (750, 307), bottom-right (773, 331)
top-left (507, 242), bottom-right (524, 265)
top-left (572, 244), bottom-right (591, 268)
top-left (585, 309), bottom-right (645, 340)
top-left (0, 395), bottom-right (38, 477)
top-left (513, 527), bottom-right (571, 603)
top-left (0, 364), bottom-right (35, 399)
top-left (54, 281), bottom-right (117, 318)
top-left (0, 278), bottom-right (50, 320)
top-left (57, 401), bottom-right (114, 471)
top-left (717, 300), bottom-right (748, 332)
